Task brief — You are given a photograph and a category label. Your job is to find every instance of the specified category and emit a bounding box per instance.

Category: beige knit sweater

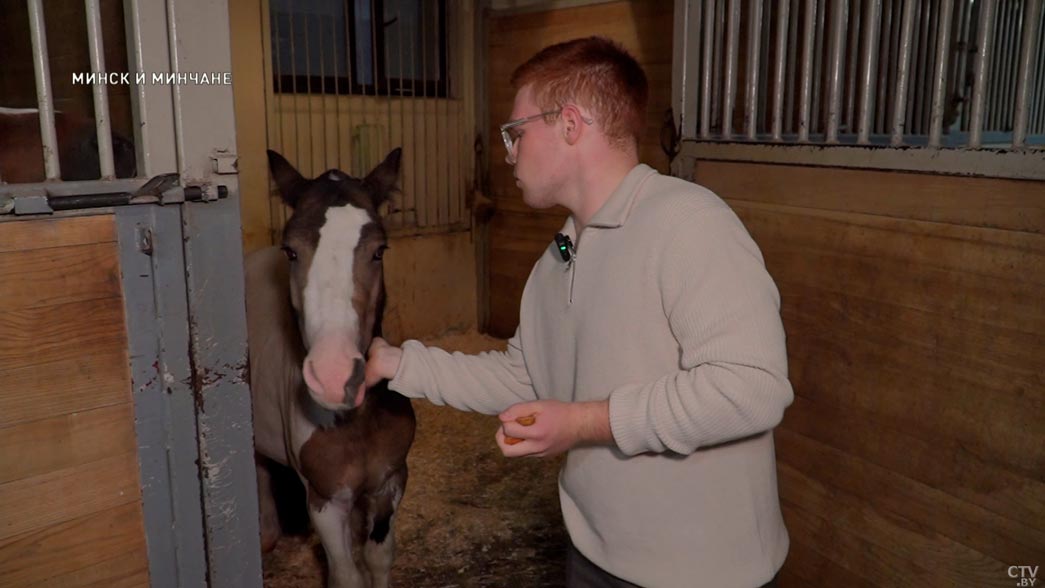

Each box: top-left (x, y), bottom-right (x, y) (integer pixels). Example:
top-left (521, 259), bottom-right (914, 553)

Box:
top-left (390, 164), bottom-right (792, 588)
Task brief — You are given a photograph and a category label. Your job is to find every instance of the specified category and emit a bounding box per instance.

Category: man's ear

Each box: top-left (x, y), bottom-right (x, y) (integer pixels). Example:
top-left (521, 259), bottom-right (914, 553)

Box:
top-left (267, 149), bottom-right (306, 209)
top-left (561, 105), bottom-right (584, 145)
top-left (364, 147), bottom-right (403, 207)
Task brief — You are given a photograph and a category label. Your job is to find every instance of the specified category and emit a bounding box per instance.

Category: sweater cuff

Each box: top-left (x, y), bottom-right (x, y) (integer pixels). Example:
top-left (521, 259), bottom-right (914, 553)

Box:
top-left (387, 339), bottom-right (428, 399)
top-left (608, 384), bottom-right (651, 456)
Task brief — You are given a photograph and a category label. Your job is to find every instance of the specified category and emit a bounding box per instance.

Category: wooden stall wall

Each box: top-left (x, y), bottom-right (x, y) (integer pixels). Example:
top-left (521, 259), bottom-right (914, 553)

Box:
top-left (0, 215), bottom-right (150, 587)
top-left (696, 162), bottom-right (1045, 588)
top-left (484, 0), bottom-right (674, 336)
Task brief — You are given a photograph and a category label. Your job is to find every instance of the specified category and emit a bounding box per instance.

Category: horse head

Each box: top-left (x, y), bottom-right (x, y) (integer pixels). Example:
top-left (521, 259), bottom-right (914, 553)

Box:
top-left (267, 148), bottom-right (401, 412)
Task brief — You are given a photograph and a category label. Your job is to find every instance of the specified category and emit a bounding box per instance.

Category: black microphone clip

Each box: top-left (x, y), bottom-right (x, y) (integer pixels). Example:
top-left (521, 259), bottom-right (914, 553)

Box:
top-left (554, 233), bottom-right (574, 263)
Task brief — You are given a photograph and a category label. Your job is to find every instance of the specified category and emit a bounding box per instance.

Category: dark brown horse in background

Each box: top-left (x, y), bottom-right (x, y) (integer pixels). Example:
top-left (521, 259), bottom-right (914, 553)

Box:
top-left (246, 149), bottom-right (415, 588)
top-left (0, 107), bottom-right (136, 182)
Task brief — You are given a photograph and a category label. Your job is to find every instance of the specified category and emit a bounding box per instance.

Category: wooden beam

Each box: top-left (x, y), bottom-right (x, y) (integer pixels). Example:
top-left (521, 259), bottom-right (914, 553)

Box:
top-left (0, 215), bottom-right (116, 253)
top-left (0, 242), bottom-right (121, 311)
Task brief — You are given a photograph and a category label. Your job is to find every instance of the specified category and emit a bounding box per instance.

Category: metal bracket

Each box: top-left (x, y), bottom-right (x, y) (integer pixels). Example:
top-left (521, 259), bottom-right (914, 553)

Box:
top-left (211, 150), bottom-right (238, 175)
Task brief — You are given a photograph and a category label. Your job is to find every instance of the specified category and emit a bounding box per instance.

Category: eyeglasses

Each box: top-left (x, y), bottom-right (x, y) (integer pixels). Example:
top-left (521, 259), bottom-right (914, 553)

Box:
top-left (499, 110), bottom-right (561, 164)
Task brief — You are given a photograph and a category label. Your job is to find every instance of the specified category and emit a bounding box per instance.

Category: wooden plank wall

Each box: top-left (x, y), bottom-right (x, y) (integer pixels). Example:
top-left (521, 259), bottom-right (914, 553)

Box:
top-left (0, 215), bottom-right (149, 587)
top-left (697, 162), bottom-right (1045, 588)
top-left (485, 0), bottom-right (675, 336)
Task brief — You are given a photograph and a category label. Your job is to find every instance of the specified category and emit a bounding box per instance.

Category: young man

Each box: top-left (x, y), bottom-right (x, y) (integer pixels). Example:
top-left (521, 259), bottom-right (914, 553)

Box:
top-left (366, 37), bottom-right (791, 588)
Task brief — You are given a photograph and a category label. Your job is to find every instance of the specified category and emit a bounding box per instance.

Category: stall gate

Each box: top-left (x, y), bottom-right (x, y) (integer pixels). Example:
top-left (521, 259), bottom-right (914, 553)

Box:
top-left (0, 1), bottom-right (262, 587)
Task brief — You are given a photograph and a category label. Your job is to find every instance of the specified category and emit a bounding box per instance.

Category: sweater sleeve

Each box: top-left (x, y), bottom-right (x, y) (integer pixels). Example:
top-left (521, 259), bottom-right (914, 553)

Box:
top-left (388, 328), bottom-right (539, 415)
top-left (608, 206), bottom-right (794, 456)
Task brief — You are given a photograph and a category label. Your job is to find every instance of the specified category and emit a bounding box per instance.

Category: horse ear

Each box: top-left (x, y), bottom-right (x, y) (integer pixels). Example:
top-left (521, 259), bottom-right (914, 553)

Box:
top-left (363, 147), bottom-right (402, 207)
top-left (267, 149), bottom-right (305, 208)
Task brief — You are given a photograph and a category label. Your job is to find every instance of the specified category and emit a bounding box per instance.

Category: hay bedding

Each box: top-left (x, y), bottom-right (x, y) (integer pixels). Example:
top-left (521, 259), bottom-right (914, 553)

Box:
top-left (262, 331), bottom-right (567, 588)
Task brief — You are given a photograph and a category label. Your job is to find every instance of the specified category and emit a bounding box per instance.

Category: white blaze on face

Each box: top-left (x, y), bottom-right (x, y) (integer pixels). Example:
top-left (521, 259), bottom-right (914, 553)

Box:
top-left (301, 204), bottom-right (371, 409)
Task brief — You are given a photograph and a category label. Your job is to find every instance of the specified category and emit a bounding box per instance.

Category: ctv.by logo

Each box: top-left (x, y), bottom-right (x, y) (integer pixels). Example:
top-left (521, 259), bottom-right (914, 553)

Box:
top-left (1010, 566), bottom-right (1040, 587)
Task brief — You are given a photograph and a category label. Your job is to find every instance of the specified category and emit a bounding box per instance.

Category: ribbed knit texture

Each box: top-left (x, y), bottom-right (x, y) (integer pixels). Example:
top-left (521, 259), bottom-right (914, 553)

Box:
top-left (391, 165), bottom-right (792, 587)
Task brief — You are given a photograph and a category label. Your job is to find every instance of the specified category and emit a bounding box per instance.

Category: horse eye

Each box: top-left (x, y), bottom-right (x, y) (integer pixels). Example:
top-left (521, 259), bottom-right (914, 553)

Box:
top-left (373, 245), bottom-right (388, 262)
top-left (281, 245), bottom-right (298, 261)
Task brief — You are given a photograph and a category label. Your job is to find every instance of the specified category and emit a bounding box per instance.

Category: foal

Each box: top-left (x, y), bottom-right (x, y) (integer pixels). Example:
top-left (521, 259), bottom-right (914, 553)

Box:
top-left (246, 149), bottom-right (415, 588)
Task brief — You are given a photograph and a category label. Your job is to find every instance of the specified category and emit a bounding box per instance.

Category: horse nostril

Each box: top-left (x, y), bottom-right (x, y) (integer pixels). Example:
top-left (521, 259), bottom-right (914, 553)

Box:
top-left (344, 358), bottom-right (366, 402)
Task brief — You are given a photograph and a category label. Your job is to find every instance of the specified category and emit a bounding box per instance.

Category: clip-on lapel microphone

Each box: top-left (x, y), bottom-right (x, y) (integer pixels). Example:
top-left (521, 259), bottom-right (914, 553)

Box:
top-left (554, 233), bottom-right (574, 263)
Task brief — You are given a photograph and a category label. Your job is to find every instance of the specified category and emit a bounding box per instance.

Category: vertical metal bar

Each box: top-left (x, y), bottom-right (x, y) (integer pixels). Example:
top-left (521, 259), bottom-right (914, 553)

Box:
top-left (304, 10), bottom-right (315, 175)
top-left (397, 0), bottom-right (407, 228)
top-left (85, 0), bottom-right (115, 178)
top-left (810, 0), bottom-right (826, 134)
top-left (826, 0), bottom-right (848, 142)
top-left (1033, 7), bottom-right (1045, 135)
top-left (784, 0), bottom-right (801, 133)
top-left (420, 0), bottom-right (430, 226)
top-left (712, 0), bottom-right (726, 131)
top-left (27, 0), bottom-right (61, 180)
top-left (969, 0), bottom-right (997, 147)
top-left (332, 13), bottom-right (342, 170)
top-left (929, 0), bottom-right (954, 146)
top-left (289, 8), bottom-right (301, 172)
top-left (318, 12), bottom-right (329, 171)
top-left (343, 0), bottom-right (355, 179)
top-left (875, 0), bottom-right (894, 133)
top-left (908, 0), bottom-right (927, 135)
top-left (1002, 0), bottom-right (1022, 133)
top-left (1013, 0), bottom-right (1042, 146)
top-left (745, 0), bottom-right (764, 139)
top-left (844, 0), bottom-right (862, 133)
top-left (758, 0), bottom-right (772, 133)
top-left (261, 0), bottom-right (279, 239)
top-left (890, 0), bottom-right (917, 145)
top-left (409, 3), bottom-right (418, 227)
top-left (857, 0), bottom-right (882, 143)
top-left (441, 0), bottom-right (449, 226)
top-left (798, 0), bottom-right (816, 140)
top-left (701, 0), bottom-right (715, 138)
top-left (772, 0), bottom-right (791, 140)
top-left (673, 0), bottom-right (700, 139)
top-left (918, 0), bottom-right (940, 136)
top-left (722, 0), bottom-right (741, 139)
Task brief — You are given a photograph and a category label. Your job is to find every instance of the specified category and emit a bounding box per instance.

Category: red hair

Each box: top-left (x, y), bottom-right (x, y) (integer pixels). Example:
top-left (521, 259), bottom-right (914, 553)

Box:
top-left (511, 36), bottom-right (648, 149)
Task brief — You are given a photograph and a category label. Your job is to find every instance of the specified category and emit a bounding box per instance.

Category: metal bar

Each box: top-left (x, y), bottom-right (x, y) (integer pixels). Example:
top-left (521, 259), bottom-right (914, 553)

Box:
top-left (1034, 7), bottom-right (1045, 135)
top-left (332, 11), bottom-right (342, 171)
top-left (826, 0), bottom-right (848, 142)
top-left (408, 1), bottom-right (418, 227)
top-left (798, 0), bottom-right (816, 141)
top-left (784, 0), bottom-right (800, 133)
top-left (919, 0), bottom-right (941, 136)
top-left (701, 0), bottom-right (715, 138)
top-left (745, 0), bottom-right (764, 139)
top-left (758, 0), bottom-right (772, 134)
top-left (27, 0), bottom-right (61, 180)
top-left (672, 0), bottom-right (699, 139)
top-left (397, 0), bottom-right (407, 228)
top-left (772, 0), bottom-right (791, 140)
top-left (844, 0), bottom-right (862, 133)
top-left (680, 139), bottom-right (1045, 179)
top-left (929, 0), bottom-right (954, 146)
top-left (969, 0), bottom-right (997, 147)
top-left (420, 0), bottom-right (430, 226)
top-left (890, 0), bottom-right (917, 145)
top-left (711, 0), bottom-right (725, 132)
top-left (722, 0), bottom-right (741, 139)
top-left (319, 11), bottom-right (329, 171)
top-left (857, 0), bottom-right (882, 143)
top-left (909, 0), bottom-right (928, 135)
top-left (875, 0), bottom-right (895, 133)
top-left (304, 10), bottom-right (315, 176)
top-left (289, 7), bottom-right (301, 172)
top-left (1013, 0), bottom-right (1042, 146)
top-left (811, 0), bottom-right (827, 134)
top-left (85, 0), bottom-right (115, 178)
top-left (343, 0), bottom-right (355, 179)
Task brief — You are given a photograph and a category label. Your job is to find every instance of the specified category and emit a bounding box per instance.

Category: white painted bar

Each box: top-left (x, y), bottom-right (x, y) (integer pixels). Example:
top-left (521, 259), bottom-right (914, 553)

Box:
top-left (745, 0), bottom-right (764, 139)
top-left (798, 0), bottom-right (816, 141)
top-left (772, 0), bottom-right (791, 140)
top-left (722, 0), bottom-right (741, 139)
top-left (85, 0), bottom-right (115, 178)
top-left (857, 0), bottom-right (881, 143)
top-left (890, 0), bottom-right (917, 145)
top-left (27, 0), bottom-right (61, 180)
top-left (825, 0), bottom-right (848, 142)
top-left (701, 0), bottom-right (715, 138)
top-left (929, 0), bottom-right (955, 147)
top-left (968, 0), bottom-right (997, 148)
top-left (1012, 0), bottom-right (1041, 147)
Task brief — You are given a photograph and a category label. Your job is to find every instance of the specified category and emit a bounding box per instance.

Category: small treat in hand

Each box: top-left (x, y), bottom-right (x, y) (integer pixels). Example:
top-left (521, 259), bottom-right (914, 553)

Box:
top-left (504, 413), bottom-right (537, 445)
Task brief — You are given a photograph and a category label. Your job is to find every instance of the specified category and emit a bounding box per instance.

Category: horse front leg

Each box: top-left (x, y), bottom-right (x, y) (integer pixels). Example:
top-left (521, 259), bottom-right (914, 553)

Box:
top-left (255, 455), bottom-right (281, 553)
top-left (362, 466), bottom-right (408, 588)
top-left (308, 488), bottom-right (367, 588)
